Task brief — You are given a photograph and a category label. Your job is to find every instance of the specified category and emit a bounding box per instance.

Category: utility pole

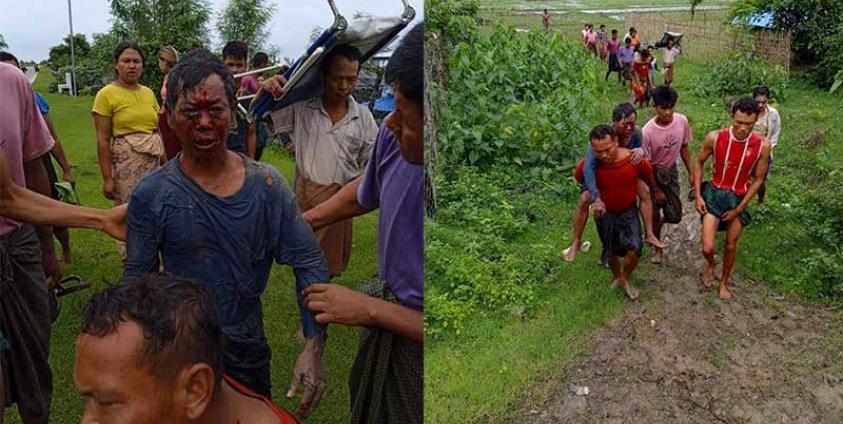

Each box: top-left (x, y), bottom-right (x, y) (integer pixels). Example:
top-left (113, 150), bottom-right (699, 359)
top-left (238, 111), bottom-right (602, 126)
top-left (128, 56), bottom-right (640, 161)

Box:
top-left (67, 0), bottom-right (77, 96)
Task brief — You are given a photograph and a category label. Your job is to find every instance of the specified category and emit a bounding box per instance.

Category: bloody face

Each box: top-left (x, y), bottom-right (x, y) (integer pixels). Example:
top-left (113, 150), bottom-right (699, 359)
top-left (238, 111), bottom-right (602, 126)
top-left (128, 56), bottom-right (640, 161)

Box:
top-left (591, 135), bottom-right (619, 164)
top-left (169, 74), bottom-right (233, 158)
top-left (74, 322), bottom-right (180, 424)
top-left (115, 49), bottom-right (143, 85)
top-left (731, 110), bottom-right (759, 141)
top-left (385, 87), bottom-right (423, 165)
top-left (613, 113), bottom-right (636, 145)
top-left (323, 55), bottom-right (359, 103)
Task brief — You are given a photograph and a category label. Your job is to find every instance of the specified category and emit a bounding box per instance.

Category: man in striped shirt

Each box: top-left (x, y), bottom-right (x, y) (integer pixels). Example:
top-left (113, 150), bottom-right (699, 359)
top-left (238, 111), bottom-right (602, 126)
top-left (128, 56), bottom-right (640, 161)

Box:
top-left (693, 97), bottom-right (771, 300)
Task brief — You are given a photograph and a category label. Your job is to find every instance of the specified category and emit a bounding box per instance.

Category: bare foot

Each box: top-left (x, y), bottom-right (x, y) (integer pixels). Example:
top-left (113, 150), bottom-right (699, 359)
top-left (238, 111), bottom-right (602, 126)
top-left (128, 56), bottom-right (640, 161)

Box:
top-left (623, 282), bottom-right (640, 300)
top-left (649, 250), bottom-right (663, 265)
top-left (610, 278), bottom-right (622, 289)
top-left (563, 242), bottom-right (580, 262)
top-left (719, 285), bottom-right (733, 300)
top-left (645, 235), bottom-right (667, 249)
top-left (700, 263), bottom-right (716, 288)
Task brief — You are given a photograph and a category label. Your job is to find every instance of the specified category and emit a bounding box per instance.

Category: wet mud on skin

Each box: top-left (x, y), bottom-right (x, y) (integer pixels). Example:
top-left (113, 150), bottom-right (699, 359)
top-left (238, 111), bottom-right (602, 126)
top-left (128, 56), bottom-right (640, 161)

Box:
top-left (516, 178), bottom-right (843, 424)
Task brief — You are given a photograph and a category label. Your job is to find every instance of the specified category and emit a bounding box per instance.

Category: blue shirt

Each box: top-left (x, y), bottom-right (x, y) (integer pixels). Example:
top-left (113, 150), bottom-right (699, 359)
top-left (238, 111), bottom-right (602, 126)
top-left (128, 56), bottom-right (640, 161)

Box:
top-left (582, 129), bottom-right (642, 200)
top-left (125, 154), bottom-right (329, 371)
top-left (357, 126), bottom-right (424, 310)
top-left (34, 92), bottom-right (49, 116)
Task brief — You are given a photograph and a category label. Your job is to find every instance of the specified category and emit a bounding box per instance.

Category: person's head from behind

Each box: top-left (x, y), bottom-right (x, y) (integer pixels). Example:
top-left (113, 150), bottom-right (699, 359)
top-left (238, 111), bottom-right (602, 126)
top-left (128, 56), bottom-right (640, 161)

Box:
top-left (0, 51), bottom-right (20, 68)
top-left (730, 97), bottom-right (761, 140)
top-left (74, 275), bottom-right (223, 424)
top-left (250, 52), bottom-right (269, 70)
top-left (320, 44), bottom-right (362, 103)
top-left (222, 41), bottom-right (248, 75)
top-left (113, 42), bottom-right (145, 85)
top-left (590, 124), bottom-right (619, 164)
top-left (612, 102), bottom-right (637, 141)
top-left (543, 8), bottom-right (548, 14)
top-left (166, 49), bottom-right (237, 158)
top-left (652, 85), bottom-right (678, 124)
top-left (752, 85), bottom-right (770, 112)
top-left (158, 46), bottom-right (179, 75)
top-left (639, 48), bottom-right (650, 59)
top-left (385, 24), bottom-right (424, 165)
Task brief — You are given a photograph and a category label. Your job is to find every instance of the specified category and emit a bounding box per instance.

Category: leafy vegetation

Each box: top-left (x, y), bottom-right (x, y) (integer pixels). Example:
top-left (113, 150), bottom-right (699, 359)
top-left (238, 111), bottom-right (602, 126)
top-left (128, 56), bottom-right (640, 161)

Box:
top-left (728, 0), bottom-right (843, 88)
top-left (691, 48), bottom-right (788, 98)
top-left (216, 0), bottom-right (277, 55)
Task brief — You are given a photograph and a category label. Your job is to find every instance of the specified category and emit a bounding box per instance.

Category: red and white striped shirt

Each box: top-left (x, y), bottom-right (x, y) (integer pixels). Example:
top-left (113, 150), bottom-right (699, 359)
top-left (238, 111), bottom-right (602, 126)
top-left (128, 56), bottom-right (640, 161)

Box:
top-left (711, 128), bottom-right (764, 197)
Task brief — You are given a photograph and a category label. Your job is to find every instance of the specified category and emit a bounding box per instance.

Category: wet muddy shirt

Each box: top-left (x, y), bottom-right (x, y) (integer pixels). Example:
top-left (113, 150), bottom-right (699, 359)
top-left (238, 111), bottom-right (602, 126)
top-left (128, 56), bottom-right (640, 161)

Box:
top-left (124, 154), bottom-right (329, 370)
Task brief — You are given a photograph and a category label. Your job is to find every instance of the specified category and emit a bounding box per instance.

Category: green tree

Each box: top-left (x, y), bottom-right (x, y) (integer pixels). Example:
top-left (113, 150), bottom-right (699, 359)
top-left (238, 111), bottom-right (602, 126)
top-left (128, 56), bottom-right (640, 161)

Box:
top-left (107, 0), bottom-right (212, 92)
top-left (47, 34), bottom-right (92, 70)
top-left (216, 0), bottom-right (276, 56)
top-left (0, 34), bottom-right (8, 50)
top-left (729, 0), bottom-right (843, 88)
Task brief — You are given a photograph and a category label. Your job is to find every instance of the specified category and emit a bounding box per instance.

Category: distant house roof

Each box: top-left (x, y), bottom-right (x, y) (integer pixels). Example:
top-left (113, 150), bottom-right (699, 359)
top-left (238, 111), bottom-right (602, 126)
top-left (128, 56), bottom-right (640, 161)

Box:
top-left (731, 11), bottom-right (776, 29)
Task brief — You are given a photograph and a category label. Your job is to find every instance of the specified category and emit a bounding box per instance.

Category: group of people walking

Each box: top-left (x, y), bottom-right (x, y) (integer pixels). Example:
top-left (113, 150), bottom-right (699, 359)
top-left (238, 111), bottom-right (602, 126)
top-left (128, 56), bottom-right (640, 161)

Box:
top-left (564, 84), bottom-right (781, 302)
top-left (0, 21), bottom-right (424, 424)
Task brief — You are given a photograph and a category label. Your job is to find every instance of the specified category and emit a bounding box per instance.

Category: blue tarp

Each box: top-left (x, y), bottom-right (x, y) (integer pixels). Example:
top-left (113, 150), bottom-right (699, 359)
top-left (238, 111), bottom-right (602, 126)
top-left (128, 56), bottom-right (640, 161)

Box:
top-left (731, 11), bottom-right (775, 29)
top-left (374, 94), bottom-right (395, 112)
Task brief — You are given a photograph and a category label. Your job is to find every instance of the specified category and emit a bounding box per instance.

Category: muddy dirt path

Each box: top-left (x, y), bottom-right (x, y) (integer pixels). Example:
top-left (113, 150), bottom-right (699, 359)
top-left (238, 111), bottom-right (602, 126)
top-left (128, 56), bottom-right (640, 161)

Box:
top-left (516, 186), bottom-right (843, 423)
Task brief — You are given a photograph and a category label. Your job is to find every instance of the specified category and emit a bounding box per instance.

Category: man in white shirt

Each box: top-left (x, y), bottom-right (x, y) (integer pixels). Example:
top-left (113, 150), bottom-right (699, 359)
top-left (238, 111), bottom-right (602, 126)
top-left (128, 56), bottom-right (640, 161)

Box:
top-left (269, 45), bottom-right (378, 277)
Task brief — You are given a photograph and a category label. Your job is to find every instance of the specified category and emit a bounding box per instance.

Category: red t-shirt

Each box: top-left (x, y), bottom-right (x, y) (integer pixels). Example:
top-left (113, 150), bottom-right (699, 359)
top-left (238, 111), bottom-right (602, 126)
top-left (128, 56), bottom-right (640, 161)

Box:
top-left (223, 375), bottom-right (299, 424)
top-left (575, 152), bottom-right (653, 213)
top-left (632, 61), bottom-right (650, 81)
top-left (711, 128), bottom-right (764, 196)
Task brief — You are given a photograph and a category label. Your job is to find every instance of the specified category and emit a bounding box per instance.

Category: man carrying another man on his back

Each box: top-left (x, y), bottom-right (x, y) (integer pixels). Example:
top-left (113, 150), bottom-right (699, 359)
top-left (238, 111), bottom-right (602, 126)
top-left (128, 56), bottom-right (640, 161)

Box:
top-left (575, 124), bottom-right (660, 300)
top-left (269, 44), bottom-right (378, 277)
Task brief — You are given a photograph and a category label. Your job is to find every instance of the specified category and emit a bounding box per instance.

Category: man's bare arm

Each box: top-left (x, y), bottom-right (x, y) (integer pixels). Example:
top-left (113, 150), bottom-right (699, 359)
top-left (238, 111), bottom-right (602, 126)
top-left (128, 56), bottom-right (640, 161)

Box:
top-left (1, 152), bottom-right (126, 240)
top-left (302, 176), bottom-right (368, 231)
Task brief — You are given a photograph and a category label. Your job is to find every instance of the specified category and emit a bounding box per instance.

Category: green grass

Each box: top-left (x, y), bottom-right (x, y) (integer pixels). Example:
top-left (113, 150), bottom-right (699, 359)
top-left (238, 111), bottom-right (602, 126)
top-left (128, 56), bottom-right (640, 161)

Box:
top-left (5, 69), bottom-right (376, 423)
top-left (425, 19), bottom-right (843, 423)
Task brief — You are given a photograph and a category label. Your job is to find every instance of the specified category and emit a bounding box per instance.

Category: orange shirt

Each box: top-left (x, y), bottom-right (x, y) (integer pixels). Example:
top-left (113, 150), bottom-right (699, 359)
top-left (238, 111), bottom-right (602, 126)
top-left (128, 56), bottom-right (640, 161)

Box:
top-left (224, 375), bottom-right (299, 424)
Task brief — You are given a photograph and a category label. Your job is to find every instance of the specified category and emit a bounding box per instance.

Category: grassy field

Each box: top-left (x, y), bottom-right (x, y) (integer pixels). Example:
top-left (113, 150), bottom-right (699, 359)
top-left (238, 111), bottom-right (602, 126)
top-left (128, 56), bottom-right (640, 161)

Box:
top-left (5, 69), bottom-right (377, 423)
top-left (425, 8), bottom-right (843, 421)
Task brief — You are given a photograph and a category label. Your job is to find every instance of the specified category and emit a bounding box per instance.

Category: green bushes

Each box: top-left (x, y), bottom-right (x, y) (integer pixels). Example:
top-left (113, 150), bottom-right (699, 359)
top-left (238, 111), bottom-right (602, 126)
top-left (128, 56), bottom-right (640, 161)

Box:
top-left (691, 49), bottom-right (788, 98)
top-left (425, 167), bottom-right (566, 338)
top-left (436, 25), bottom-right (597, 173)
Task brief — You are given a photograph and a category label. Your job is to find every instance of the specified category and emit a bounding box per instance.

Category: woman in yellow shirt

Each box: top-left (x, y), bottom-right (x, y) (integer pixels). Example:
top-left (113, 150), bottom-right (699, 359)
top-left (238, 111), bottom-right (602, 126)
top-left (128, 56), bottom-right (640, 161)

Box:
top-left (92, 41), bottom-right (163, 258)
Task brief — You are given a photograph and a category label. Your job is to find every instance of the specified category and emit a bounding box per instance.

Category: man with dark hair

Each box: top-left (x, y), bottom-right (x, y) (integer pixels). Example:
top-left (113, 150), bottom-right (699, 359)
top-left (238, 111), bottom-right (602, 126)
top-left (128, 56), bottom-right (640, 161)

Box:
top-left (263, 44), bottom-right (378, 277)
top-left (575, 124), bottom-right (659, 300)
top-left (563, 102), bottom-right (664, 263)
top-left (694, 97), bottom-right (771, 300)
top-left (264, 24), bottom-right (424, 422)
top-left (126, 48), bottom-right (329, 418)
top-left (642, 85), bottom-right (693, 264)
top-left (221, 41), bottom-right (256, 157)
top-left (74, 275), bottom-right (299, 423)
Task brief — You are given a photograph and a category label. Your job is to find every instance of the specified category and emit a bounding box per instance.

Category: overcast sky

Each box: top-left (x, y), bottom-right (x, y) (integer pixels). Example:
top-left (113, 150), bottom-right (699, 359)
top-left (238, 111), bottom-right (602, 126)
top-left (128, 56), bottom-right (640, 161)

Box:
top-left (0, 0), bottom-right (423, 61)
